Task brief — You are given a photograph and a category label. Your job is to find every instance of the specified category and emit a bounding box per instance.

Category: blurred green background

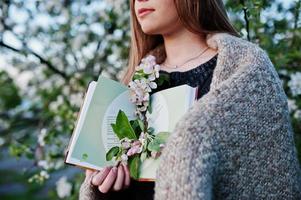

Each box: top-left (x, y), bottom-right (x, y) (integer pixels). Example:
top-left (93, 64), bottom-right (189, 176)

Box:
top-left (0, 0), bottom-right (300, 199)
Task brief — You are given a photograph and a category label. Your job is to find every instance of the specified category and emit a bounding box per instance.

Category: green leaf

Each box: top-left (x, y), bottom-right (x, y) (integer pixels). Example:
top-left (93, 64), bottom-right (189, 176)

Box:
top-left (130, 119), bottom-right (143, 138)
top-left (137, 119), bottom-right (145, 132)
top-left (147, 96), bottom-right (152, 114)
top-left (147, 127), bottom-right (155, 134)
top-left (0, 71), bottom-right (22, 110)
top-left (106, 146), bottom-right (119, 161)
top-left (147, 138), bottom-right (161, 152)
top-left (9, 143), bottom-right (33, 159)
top-left (156, 132), bottom-right (170, 141)
top-left (116, 147), bottom-right (123, 158)
top-left (128, 154), bottom-right (140, 180)
top-left (156, 73), bottom-right (170, 87)
top-left (147, 132), bottom-right (170, 152)
top-left (133, 74), bottom-right (142, 80)
top-left (132, 71), bottom-right (146, 80)
top-left (111, 110), bottom-right (137, 140)
top-left (82, 153), bottom-right (88, 160)
top-left (111, 123), bottom-right (121, 139)
top-left (140, 152), bottom-right (147, 162)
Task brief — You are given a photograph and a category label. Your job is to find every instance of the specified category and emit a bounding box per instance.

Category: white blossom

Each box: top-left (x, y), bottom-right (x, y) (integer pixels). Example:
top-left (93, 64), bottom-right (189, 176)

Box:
top-left (45, 1), bottom-right (61, 12)
top-left (38, 160), bottom-right (54, 170)
top-left (129, 79), bottom-right (151, 105)
top-left (135, 55), bottom-right (157, 75)
top-left (0, 137), bottom-right (5, 146)
top-left (121, 154), bottom-right (128, 162)
top-left (28, 170), bottom-right (50, 183)
top-left (287, 99), bottom-right (298, 113)
top-left (54, 115), bottom-right (62, 123)
top-left (117, 68), bottom-right (127, 81)
top-left (38, 128), bottom-right (47, 146)
top-left (56, 176), bottom-right (72, 199)
top-left (0, 23), bottom-right (3, 32)
top-left (120, 137), bottom-right (131, 149)
top-left (72, 33), bottom-right (88, 50)
top-left (139, 132), bottom-right (147, 146)
top-left (40, 80), bottom-right (53, 90)
top-left (113, 29), bottom-right (123, 40)
top-left (107, 53), bottom-right (119, 64)
top-left (54, 77), bottom-right (65, 88)
top-left (278, 69), bottom-right (288, 76)
top-left (49, 101), bottom-right (59, 111)
top-left (105, 0), bottom-right (125, 14)
top-left (69, 92), bottom-right (83, 107)
top-left (288, 72), bottom-right (301, 96)
top-left (54, 159), bottom-right (65, 170)
top-left (128, 54), bottom-right (161, 120)
top-left (49, 95), bottom-right (64, 111)
top-left (90, 23), bottom-right (105, 36)
top-left (294, 110), bottom-right (301, 120)
top-left (62, 86), bottom-right (70, 96)
top-left (40, 170), bottom-right (50, 179)
top-left (129, 78), bottom-right (157, 105)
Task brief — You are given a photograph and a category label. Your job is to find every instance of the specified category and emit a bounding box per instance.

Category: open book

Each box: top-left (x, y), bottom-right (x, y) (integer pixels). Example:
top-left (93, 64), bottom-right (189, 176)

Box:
top-left (64, 75), bottom-right (198, 181)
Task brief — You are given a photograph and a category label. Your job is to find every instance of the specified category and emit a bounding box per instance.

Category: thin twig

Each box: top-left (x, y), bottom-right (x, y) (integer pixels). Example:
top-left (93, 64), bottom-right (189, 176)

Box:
top-left (0, 41), bottom-right (69, 80)
top-left (241, 0), bottom-right (251, 41)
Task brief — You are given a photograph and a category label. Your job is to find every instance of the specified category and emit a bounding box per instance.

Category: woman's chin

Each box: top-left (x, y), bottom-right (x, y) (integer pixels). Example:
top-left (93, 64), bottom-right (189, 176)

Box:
top-left (140, 25), bottom-right (161, 35)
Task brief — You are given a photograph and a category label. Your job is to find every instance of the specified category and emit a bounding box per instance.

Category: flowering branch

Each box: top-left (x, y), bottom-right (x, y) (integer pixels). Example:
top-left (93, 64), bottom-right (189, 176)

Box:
top-left (105, 55), bottom-right (169, 180)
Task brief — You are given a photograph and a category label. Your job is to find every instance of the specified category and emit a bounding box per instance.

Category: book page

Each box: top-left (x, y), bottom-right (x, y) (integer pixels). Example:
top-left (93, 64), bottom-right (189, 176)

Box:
top-left (102, 91), bottom-right (136, 152)
top-left (66, 78), bottom-right (197, 179)
top-left (65, 81), bottom-right (97, 168)
top-left (67, 75), bottom-right (135, 170)
top-left (139, 84), bottom-right (197, 180)
top-left (146, 84), bottom-right (197, 133)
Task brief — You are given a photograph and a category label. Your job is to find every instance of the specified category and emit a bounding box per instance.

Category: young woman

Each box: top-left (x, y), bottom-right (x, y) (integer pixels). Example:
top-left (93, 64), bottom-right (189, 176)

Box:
top-left (80, 0), bottom-right (301, 199)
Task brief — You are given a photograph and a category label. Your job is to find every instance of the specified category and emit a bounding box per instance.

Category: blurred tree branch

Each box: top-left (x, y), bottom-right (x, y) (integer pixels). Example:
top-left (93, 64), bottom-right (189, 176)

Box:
top-left (0, 40), bottom-right (69, 79)
top-left (240, 0), bottom-right (251, 41)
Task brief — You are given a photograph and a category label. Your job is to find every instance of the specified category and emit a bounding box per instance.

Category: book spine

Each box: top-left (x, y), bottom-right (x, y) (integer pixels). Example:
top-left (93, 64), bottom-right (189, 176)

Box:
top-left (194, 86), bottom-right (199, 100)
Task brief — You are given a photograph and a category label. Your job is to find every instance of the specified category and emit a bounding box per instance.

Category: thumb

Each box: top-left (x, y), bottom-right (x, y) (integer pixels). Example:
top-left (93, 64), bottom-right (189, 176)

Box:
top-left (85, 169), bottom-right (96, 180)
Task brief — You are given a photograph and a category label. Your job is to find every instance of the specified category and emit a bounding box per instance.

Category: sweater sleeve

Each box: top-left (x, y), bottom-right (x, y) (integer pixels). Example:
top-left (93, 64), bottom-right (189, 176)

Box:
top-left (79, 177), bottom-right (111, 200)
top-left (154, 43), bottom-right (301, 199)
top-left (153, 91), bottom-right (221, 200)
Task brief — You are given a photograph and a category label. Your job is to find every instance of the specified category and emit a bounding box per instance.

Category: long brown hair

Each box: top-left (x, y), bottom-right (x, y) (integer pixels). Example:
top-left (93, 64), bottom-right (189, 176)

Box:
top-left (121, 0), bottom-right (240, 85)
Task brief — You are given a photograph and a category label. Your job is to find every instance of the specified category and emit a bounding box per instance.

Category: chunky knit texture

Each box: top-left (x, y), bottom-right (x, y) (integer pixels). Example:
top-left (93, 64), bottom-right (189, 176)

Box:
top-left (79, 177), bottom-right (108, 200)
top-left (79, 32), bottom-right (301, 199)
top-left (154, 32), bottom-right (301, 199)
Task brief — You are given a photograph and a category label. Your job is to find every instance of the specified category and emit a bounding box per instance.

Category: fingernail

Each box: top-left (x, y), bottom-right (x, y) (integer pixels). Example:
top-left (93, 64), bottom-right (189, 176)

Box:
top-left (112, 167), bottom-right (117, 173)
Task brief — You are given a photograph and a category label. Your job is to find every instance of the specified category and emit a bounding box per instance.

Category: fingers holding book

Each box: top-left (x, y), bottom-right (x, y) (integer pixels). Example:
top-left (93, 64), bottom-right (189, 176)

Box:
top-left (122, 162), bottom-right (131, 189)
top-left (90, 167), bottom-right (111, 186)
top-left (87, 162), bottom-right (131, 194)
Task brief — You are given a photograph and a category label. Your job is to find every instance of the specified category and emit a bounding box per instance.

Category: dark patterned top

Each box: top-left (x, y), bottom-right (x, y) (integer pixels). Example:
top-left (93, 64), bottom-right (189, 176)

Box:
top-left (101, 54), bottom-right (218, 200)
top-left (151, 53), bottom-right (218, 99)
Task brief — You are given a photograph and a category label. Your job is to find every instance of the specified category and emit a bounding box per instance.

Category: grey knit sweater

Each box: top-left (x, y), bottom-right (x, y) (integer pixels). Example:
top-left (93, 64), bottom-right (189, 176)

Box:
top-left (79, 32), bottom-right (301, 199)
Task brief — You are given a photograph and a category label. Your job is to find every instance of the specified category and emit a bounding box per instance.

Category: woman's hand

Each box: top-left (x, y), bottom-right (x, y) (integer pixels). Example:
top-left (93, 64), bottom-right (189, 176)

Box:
top-left (85, 162), bottom-right (131, 193)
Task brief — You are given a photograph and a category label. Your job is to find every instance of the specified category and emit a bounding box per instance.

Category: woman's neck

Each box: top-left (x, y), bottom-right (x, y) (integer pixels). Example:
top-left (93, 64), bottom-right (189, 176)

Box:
top-left (161, 28), bottom-right (217, 72)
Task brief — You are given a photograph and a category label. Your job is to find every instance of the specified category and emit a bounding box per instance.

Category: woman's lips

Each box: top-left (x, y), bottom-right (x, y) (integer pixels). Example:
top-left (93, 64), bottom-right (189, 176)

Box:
top-left (138, 8), bottom-right (155, 18)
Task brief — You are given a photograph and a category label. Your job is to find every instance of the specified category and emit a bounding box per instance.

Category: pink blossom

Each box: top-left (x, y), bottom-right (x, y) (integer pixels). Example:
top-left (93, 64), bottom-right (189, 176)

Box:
top-left (126, 140), bottom-right (143, 156)
top-left (151, 151), bottom-right (161, 159)
top-left (132, 140), bottom-right (141, 146)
